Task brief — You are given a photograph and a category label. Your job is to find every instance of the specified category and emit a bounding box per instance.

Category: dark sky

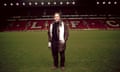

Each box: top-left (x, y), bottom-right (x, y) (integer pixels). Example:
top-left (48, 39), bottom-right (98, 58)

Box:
top-left (0, 0), bottom-right (120, 17)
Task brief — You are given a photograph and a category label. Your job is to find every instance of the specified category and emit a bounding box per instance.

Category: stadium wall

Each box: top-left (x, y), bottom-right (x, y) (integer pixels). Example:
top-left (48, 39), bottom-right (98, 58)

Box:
top-left (0, 18), bottom-right (120, 32)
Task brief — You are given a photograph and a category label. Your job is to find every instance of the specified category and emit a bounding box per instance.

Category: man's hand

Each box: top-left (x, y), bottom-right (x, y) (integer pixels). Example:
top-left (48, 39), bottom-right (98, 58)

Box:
top-left (48, 42), bottom-right (51, 48)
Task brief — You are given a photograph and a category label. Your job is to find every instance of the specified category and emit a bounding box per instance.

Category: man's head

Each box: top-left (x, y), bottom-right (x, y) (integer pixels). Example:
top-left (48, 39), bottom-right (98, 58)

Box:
top-left (54, 12), bottom-right (61, 22)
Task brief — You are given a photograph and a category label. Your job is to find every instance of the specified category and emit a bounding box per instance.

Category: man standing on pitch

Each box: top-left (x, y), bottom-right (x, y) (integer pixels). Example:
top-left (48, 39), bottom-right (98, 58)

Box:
top-left (48, 12), bottom-right (69, 70)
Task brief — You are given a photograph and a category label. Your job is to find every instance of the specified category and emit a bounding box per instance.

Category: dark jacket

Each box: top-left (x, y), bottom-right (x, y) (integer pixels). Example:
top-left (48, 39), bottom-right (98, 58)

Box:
top-left (48, 21), bottom-right (69, 51)
top-left (48, 22), bottom-right (69, 42)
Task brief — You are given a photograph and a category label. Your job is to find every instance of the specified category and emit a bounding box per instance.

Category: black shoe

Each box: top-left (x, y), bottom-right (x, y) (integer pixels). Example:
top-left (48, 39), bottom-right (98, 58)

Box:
top-left (51, 66), bottom-right (58, 70)
top-left (61, 67), bottom-right (65, 71)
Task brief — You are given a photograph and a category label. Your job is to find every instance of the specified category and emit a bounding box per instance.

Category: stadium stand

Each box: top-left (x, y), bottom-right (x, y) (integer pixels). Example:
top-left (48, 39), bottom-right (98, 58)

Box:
top-left (0, 17), bottom-right (119, 32)
top-left (0, 0), bottom-right (120, 31)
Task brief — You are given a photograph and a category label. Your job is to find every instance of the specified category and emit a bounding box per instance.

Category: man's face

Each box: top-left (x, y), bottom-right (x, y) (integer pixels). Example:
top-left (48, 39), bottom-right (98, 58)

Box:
top-left (54, 13), bottom-right (61, 22)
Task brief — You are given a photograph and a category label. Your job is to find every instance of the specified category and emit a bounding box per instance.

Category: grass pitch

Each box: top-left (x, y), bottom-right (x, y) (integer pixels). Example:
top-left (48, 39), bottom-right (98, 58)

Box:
top-left (0, 30), bottom-right (120, 72)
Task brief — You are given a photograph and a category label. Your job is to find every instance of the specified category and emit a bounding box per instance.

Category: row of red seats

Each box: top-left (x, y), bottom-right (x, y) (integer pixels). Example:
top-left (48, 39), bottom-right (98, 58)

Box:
top-left (0, 19), bottom-right (120, 31)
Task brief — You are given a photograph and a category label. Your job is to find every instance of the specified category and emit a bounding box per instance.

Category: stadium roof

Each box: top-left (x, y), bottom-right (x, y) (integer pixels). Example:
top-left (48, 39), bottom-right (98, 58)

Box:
top-left (0, 0), bottom-right (120, 18)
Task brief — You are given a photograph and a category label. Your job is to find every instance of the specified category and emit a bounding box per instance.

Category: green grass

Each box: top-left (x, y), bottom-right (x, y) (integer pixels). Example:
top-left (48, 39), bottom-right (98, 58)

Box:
top-left (0, 30), bottom-right (120, 72)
